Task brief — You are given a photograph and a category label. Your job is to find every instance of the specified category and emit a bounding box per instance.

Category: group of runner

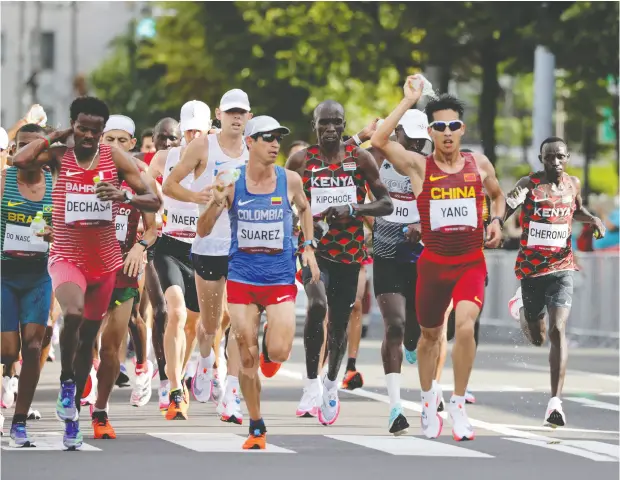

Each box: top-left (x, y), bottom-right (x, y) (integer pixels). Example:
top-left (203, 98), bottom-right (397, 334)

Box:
top-left (0, 73), bottom-right (605, 450)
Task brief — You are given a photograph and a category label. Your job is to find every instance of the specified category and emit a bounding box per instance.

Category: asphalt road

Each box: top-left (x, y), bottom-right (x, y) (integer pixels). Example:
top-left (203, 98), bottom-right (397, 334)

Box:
top-left (2, 339), bottom-right (618, 480)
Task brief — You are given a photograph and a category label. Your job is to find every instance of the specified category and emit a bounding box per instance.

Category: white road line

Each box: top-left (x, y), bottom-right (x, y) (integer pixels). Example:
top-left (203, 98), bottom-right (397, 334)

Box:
top-left (327, 435), bottom-right (493, 458)
top-left (504, 438), bottom-right (618, 462)
top-left (1, 433), bottom-right (101, 451)
top-left (509, 362), bottom-right (620, 382)
top-left (147, 433), bottom-right (296, 453)
top-left (489, 424), bottom-right (619, 435)
top-left (565, 397), bottom-right (620, 412)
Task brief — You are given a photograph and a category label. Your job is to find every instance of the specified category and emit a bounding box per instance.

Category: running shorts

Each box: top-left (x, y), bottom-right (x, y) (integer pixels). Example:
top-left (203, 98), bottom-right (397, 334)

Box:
top-left (301, 255), bottom-right (361, 317)
top-left (227, 280), bottom-right (297, 308)
top-left (1, 272), bottom-right (52, 332)
top-left (521, 271), bottom-right (574, 322)
top-left (191, 254), bottom-right (228, 282)
top-left (416, 249), bottom-right (487, 329)
top-left (373, 257), bottom-right (417, 304)
top-left (108, 287), bottom-right (140, 309)
top-left (48, 260), bottom-right (118, 321)
top-left (153, 234), bottom-right (199, 313)
top-left (446, 274), bottom-right (487, 345)
top-left (146, 237), bottom-right (159, 263)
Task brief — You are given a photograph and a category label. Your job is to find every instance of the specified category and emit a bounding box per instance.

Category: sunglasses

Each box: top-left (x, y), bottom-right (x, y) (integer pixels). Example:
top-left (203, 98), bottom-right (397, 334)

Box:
top-left (252, 133), bottom-right (282, 144)
top-left (429, 120), bottom-right (463, 132)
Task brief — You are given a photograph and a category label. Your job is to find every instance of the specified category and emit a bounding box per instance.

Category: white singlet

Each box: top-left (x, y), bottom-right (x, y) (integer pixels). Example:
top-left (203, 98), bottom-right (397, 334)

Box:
top-left (191, 133), bottom-right (248, 256)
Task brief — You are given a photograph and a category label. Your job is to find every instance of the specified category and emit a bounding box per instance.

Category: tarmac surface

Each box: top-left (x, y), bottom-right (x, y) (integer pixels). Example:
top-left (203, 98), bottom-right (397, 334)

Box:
top-left (1, 337), bottom-right (618, 480)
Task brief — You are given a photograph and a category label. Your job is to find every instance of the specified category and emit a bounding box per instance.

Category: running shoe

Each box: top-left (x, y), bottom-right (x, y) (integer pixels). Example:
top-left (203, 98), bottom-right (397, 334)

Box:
top-left (420, 389), bottom-right (443, 439)
top-left (341, 370), bottom-right (364, 390)
top-left (318, 381), bottom-right (340, 426)
top-left (191, 366), bottom-right (214, 403)
top-left (80, 366), bottom-right (98, 406)
top-left (0, 412), bottom-right (4, 436)
top-left (63, 420), bottom-right (83, 450)
top-left (447, 396), bottom-right (475, 441)
top-left (508, 287), bottom-right (523, 321)
top-left (1, 376), bottom-right (16, 409)
top-left (388, 405), bottom-right (409, 436)
top-left (56, 380), bottom-right (79, 422)
top-left (465, 389), bottom-right (476, 404)
top-left (115, 363), bottom-right (130, 387)
top-left (92, 411), bottom-right (116, 439)
top-left (9, 422), bottom-right (35, 447)
top-left (242, 428), bottom-right (266, 450)
top-left (130, 360), bottom-right (154, 407)
top-left (27, 408), bottom-right (41, 420)
top-left (220, 386), bottom-right (243, 425)
top-left (165, 388), bottom-right (189, 420)
top-left (210, 372), bottom-right (223, 404)
top-left (404, 348), bottom-right (417, 365)
top-left (158, 379), bottom-right (170, 412)
top-left (296, 378), bottom-right (321, 418)
top-left (543, 396), bottom-right (566, 428)
top-left (260, 322), bottom-right (282, 378)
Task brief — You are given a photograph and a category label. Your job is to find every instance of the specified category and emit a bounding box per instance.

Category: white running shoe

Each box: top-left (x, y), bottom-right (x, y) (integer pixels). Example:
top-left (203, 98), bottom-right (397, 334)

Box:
top-left (158, 379), bottom-right (170, 411)
top-left (544, 396), bottom-right (566, 428)
top-left (130, 360), bottom-right (154, 407)
top-left (210, 372), bottom-right (223, 405)
top-left (191, 366), bottom-right (214, 403)
top-left (508, 287), bottom-right (523, 321)
top-left (420, 388), bottom-right (443, 439)
top-left (219, 386), bottom-right (243, 425)
top-left (80, 367), bottom-right (98, 406)
top-left (464, 389), bottom-right (476, 404)
top-left (27, 407), bottom-right (41, 420)
top-left (0, 412), bottom-right (4, 435)
top-left (296, 378), bottom-right (321, 418)
top-left (1, 376), bottom-right (16, 409)
top-left (447, 396), bottom-right (475, 441)
top-left (318, 380), bottom-right (340, 426)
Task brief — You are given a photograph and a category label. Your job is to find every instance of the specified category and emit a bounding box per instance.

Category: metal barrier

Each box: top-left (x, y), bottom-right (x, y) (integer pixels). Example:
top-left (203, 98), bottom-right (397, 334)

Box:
top-left (294, 251), bottom-right (619, 347)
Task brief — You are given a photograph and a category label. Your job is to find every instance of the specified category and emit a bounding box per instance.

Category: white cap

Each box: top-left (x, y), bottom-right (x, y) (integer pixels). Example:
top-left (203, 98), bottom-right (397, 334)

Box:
top-left (104, 115), bottom-right (135, 136)
top-left (244, 116), bottom-right (290, 137)
top-left (219, 89), bottom-right (251, 112)
top-left (0, 128), bottom-right (8, 150)
top-left (180, 100), bottom-right (211, 133)
top-left (398, 109), bottom-right (431, 141)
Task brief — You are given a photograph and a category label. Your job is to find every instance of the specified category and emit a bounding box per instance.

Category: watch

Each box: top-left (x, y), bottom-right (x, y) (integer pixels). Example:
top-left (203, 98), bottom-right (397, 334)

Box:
top-left (491, 216), bottom-right (504, 229)
top-left (303, 239), bottom-right (318, 250)
top-left (138, 239), bottom-right (149, 250)
top-left (123, 190), bottom-right (133, 204)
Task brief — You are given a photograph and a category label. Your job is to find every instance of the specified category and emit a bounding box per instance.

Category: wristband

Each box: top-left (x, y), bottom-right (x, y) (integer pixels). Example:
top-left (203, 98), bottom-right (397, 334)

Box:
top-left (352, 134), bottom-right (362, 146)
top-left (348, 203), bottom-right (354, 217)
top-left (42, 136), bottom-right (51, 148)
top-left (491, 216), bottom-right (504, 228)
top-left (402, 226), bottom-right (408, 233)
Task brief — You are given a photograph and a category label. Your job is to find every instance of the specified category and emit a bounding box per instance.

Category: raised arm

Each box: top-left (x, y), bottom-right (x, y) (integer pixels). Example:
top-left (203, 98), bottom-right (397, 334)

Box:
top-left (139, 173), bottom-right (161, 247)
top-left (353, 148), bottom-right (393, 217)
top-left (503, 176), bottom-right (532, 221)
top-left (11, 128), bottom-right (72, 171)
top-left (163, 136), bottom-right (210, 204)
top-left (110, 147), bottom-right (160, 212)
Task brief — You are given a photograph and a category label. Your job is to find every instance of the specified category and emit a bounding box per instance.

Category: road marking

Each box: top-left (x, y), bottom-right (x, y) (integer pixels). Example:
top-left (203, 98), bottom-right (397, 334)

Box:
top-left (509, 362), bottom-right (620, 382)
top-left (489, 424), bottom-right (619, 435)
top-left (436, 384), bottom-right (535, 393)
top-left (504, 438), bottom-right (618, 462)
top-left (565, 397), bottom-right (620, 412)
top-left (327, 435), bottom-right (493, 458)
top-left (1, 433), bottom-right (101, 451)
top-left (148, 433), bottom-right (296, 453)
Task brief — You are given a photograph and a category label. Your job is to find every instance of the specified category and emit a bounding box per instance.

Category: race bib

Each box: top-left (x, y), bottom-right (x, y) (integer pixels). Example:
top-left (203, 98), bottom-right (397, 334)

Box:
top-left (237, 220), bottom-right (284, 254)
top-left (3, 223), bottom-right (48, 257)
top-left (115, 215), bottom-right (128, 242)
top-left (527, 221), bottom-right (569, 249)
top-left (430, 198), bottom-right (477, 231)
top-left (311, 186), bottom-right (356, 217)
top-left (65, 193), bottom-right (112, 227)
top-left (163, 207), bottom-right (197, 240)
top-left (384, 195), bottom-right (420, 224)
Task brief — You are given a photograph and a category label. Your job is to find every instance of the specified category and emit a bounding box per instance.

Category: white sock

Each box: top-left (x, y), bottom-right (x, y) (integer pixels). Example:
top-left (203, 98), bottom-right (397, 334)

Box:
top-left (93, 405), bottom-right (107, 413)
top-left (146, 328), bottom-right (152, 359)
top-left (450, 394), bottom-right (465, 405)
top-left (431, 379), bottom-right (438, 390)
top-left (385, 373), bottom-right (401, 409)
top-left (323, 377), bottom-right (337, 391)
top-left (226, 376), bottom-right (239, 395)
top-left (199, 349), bottom-right (215, 370)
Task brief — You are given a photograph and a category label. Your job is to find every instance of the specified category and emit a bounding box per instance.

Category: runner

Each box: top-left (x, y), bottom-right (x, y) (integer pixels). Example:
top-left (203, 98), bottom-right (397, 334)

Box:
top-left (1, 123), bottom-right (54, 446)
top-left (371, 76), bottom-right (505, 441)
top-left (198, 115), bottom-right (319, 449)
top-left (154, 100), bottom-right (211, 420)
top-left (140, 129), bottom-right (156, 154)
top-left (11, 96), bottom-right (160, 449)
top-left (286, 100), bottom-right (393, 425)
top-left (506, 136), bottom-right (605, 427)
top-left (162, 89), bottom-right (251, 423)
top-left (89, 114), bottom-right (159, 439)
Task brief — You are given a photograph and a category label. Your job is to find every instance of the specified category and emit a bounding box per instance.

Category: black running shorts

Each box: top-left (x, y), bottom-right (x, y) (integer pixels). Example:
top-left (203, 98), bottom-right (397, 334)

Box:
top-left (191, 254), bottom-right (228, 282)
top-left (372, 257), bottom-right (417, 304)
top-left (520, 270), bottom-right (574, 322)
top-left (301, 255), bottom-right (360, 314)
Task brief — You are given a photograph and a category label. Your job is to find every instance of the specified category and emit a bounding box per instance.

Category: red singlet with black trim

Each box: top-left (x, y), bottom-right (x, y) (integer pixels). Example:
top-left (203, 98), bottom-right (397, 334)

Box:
top-left (416, 152), bottom-right (485, 258)
top-left (300, 145), bottom-right (367, 264)
top-left (515, 172), bottom-right (576, 279)
top-left (114, 182), bottom-right (142, 288)
top-left (50, 144), bottom-right (123, 276)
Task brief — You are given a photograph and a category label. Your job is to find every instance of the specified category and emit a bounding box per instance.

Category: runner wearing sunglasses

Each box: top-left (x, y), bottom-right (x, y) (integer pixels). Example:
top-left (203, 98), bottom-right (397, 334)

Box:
top-left (371, 75), bottom-right (505, 442)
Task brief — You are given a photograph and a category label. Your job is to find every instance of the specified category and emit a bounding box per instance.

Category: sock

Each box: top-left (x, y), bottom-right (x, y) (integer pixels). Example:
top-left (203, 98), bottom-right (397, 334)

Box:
top-left (12, 413), bottom-right (27, 425)
top-left (226, 376), bottom-right (239, 395)
top-left (249, 417), bottom-right (266, 435)
top-left (169, 387), bottom-right (182, 397)
top-left (199, 349), bottom-right (215, 370)
top-left (135, 362), bottom-right (147, 375)
top-left (450, 394), bottom-right (465, 405)
top-left (60, 373), bottom-right (74, 383)
top-left (431, 379), bottom-right (438, 390)
top-left (323, 377), bottom-right (337, 391)
top-left (93, 406), bottom-right (107, 414)
top-left (385, 373), bottom-right (401, 410)
top-left (346, 357), bottom-right (356, 372)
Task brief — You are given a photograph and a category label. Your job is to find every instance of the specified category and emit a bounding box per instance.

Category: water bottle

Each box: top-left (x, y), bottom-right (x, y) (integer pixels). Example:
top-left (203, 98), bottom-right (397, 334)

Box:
top-left (216, 168), bottom-right (241, 192)
top-left (506, 188), bottom-right (529, 210)
top-left (30, 211), bottom-right (46, 245)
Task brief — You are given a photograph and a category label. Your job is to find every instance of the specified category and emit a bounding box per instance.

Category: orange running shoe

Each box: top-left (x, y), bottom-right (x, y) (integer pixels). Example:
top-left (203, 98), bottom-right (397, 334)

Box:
top-left (165, 388), bottom-right (189, 420)
top-left (342, 370), bottom-right (364, 391)
top-left (260, 353), bottom-right (281, 378)
top-left (91, 411), bottom-right (116, 439)
top-left (242, 430), bottom-right (266, 450)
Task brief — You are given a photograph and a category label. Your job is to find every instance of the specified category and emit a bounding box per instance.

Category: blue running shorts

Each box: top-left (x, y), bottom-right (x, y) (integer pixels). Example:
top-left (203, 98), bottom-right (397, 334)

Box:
top-left (1, 272), bottom-right (52, 332)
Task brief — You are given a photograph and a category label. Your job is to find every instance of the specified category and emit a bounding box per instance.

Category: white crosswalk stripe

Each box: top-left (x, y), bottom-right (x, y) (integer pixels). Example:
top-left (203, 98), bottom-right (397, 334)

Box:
top-left (1, 433), bottom-right (100, 451)
top-left (148, 432), bottom-right (296, 453)
top-left (504, 438), bottom-right (619, 462)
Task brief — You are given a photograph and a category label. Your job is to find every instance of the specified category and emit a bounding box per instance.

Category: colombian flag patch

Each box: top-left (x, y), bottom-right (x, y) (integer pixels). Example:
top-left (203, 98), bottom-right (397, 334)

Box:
top-left (271, 197), bottom-right (282, 206)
